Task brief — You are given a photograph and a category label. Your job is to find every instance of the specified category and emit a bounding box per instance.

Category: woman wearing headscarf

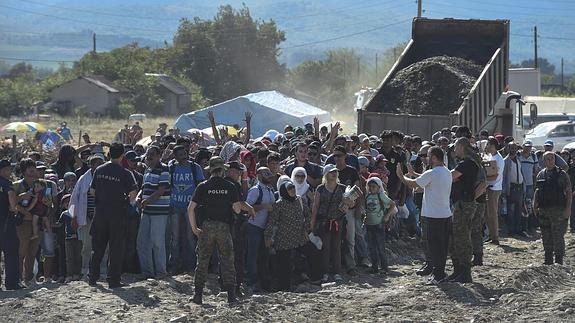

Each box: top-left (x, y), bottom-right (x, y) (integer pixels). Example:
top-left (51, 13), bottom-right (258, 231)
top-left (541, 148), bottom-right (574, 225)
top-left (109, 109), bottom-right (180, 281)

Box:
top-left (264, 178), bottom-right (321, 290)
top-left (240, 150), bottom-right (257, 188)
top-left (51, 144), bottom-right (77, 179)
top-left (219, 141), bottom-right (242, 163)
top-left (291, 167), bottom-right (313, 208)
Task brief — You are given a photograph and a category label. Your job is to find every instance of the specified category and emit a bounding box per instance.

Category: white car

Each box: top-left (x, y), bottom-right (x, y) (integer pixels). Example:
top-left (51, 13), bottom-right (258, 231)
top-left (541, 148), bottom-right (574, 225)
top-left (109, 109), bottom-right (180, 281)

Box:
top-left (564, 141), bottom-right (575, 150)
top-left (525, 120), bottom-right (575, 151)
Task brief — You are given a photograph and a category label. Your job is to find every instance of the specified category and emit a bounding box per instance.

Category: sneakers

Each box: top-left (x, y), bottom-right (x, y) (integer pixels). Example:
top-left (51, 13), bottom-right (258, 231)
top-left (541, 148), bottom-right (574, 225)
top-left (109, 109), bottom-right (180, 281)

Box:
top-left (416, 263), bottom-right (432, 276)
top-left (490, 240), bottom-right (500, 246)
top-left (359, 258), bottom-right (372, 268)
top-left (191, 286), bottom-right (203, 305)
top-left (334, 274), bottom-right (343, 282)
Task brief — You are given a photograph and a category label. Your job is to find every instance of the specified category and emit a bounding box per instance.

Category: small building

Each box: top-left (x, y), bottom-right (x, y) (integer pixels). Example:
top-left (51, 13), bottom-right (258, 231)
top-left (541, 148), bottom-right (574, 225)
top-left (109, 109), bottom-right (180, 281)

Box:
top-left (51, 75), bottom-right (129, 115)
top-left (146, 73), bottom-right (191, 115)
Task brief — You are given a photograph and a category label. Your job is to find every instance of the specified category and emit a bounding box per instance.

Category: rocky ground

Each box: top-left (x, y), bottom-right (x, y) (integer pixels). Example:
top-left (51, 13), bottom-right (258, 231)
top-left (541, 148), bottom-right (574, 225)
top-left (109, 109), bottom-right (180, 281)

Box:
top-left (1, 233), bottom-right (575, 322)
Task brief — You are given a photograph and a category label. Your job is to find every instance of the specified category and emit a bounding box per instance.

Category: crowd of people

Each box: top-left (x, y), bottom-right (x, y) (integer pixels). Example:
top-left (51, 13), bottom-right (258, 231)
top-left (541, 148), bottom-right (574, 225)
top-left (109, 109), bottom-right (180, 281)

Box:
top-left (0, 117), bottom-right (573, 305)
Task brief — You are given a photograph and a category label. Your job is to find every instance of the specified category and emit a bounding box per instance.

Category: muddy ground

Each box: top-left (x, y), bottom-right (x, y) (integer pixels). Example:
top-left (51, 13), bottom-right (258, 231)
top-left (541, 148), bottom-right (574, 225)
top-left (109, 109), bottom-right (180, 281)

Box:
top-left (1, 233), bottom-right (575, 322)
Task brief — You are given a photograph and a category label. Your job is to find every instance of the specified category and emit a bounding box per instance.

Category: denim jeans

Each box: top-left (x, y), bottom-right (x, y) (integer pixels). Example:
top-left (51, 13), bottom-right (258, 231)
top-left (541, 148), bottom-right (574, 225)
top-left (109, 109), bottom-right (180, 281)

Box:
top-left (168, 207), bottom-right (197, 273)
top-left (343, 210), bottom-right (356, 270)
top-left (246, 223), bottom-right (265, 287)
top-left (366, 223), bottom-right (387, 270)
top-left (137, 214), bottom-right (169, 277)
top-left (405, 194), bottom-right (421, 236)
top-left (354, 217), bottom-right (369, 261)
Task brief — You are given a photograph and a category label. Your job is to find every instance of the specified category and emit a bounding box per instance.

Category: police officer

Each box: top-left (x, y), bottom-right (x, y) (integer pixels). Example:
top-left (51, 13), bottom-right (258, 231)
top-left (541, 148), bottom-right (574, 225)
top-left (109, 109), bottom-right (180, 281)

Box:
top-left (0, 160), bottom-right (21, 290)
top-left (188, 156), bottom-right (255, 305)
top-left (449, 137), bottom-right (480, 283)
top-left (89, 143), bottom-right (138, 288)
top-left (533, 152), bottom-right (572, 265)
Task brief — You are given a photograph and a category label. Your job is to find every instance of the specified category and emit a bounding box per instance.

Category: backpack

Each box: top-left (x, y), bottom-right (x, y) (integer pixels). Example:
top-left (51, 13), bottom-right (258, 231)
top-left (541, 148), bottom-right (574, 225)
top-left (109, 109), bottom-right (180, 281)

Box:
top-left (481, 154), bottom-right (498, 182)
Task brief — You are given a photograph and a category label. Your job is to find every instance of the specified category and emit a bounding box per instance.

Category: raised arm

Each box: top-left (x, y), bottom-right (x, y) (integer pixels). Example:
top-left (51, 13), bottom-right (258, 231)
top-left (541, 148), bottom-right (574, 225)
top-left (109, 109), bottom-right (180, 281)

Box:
top-left (244, 111), bottom-right (252, 145)
top-left (208, 111), bottom-right (221, 145)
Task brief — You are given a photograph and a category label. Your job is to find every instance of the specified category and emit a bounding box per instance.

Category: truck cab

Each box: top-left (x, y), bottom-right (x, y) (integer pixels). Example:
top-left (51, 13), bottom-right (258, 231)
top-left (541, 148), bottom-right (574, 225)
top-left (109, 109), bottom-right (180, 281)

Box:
top-left (480, 91), bottom-right (537, 141)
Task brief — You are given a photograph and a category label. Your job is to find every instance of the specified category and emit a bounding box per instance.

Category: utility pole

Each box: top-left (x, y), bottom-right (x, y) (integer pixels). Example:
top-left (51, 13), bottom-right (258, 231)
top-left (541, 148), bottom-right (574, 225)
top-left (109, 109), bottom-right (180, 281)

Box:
top-left (417, 0), bottom-right (422, 18)
top-left (375, 53), bottom-right (378, 78)
top-left (561, 57), bottom-right (564, 91)
top-left (533, 26), bottom-right (538, 69)
top-left (92, 33), bottom-right (97, 54)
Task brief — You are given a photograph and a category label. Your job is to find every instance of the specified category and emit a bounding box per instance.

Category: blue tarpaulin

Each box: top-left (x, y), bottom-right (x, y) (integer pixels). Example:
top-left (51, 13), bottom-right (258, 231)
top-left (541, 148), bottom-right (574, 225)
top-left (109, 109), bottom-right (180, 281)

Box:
top-left (174, 91), bottom-right (331, 137)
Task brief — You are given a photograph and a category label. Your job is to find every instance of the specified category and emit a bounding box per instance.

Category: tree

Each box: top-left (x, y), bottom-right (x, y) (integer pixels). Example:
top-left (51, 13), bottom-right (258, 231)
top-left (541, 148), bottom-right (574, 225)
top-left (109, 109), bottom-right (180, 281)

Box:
top-left (517, 58), bottom-right (556, 75)
top-left (6, 62), bottom-right (35, 81)
top-left (172, 5), bottom-right (286, 102)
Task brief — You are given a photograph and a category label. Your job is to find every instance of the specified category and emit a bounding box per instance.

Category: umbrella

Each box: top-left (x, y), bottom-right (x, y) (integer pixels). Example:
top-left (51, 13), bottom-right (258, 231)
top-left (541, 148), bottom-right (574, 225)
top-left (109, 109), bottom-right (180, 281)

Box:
top-left (39, 130), bottom-right (63, 145)
top-left (1, 121), bottom-right (45, 133)
top-left (25, 122), bottom-right (46, 132)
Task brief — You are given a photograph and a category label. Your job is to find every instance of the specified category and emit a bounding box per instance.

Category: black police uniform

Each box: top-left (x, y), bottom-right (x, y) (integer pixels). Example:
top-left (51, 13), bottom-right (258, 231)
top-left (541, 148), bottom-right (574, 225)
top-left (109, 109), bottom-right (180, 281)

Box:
top-left (89, 162), bottom-right (137, 286)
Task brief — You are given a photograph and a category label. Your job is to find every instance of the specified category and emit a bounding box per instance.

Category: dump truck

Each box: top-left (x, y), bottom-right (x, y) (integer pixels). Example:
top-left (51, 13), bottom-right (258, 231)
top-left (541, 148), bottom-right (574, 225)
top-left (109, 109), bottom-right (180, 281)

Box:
top-left (358, 18), bottom-right (536, 139)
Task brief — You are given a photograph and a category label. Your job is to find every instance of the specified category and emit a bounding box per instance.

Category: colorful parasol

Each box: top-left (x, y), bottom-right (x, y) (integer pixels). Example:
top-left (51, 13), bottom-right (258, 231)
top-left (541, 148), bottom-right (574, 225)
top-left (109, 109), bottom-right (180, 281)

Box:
top-left (1, 121), bottom-right (46, 133)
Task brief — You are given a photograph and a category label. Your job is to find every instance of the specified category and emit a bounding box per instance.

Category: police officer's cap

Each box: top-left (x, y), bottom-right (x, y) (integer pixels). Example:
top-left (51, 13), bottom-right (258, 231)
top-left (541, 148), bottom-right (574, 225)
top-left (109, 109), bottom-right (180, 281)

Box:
top-left (205, 156), bottom-right (228, 172)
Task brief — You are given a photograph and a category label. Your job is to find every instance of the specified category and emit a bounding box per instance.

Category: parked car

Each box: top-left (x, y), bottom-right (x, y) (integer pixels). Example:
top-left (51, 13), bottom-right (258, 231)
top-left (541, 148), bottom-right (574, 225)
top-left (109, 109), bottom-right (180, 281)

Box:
top-left (525, 120), bottom-right (575, 151)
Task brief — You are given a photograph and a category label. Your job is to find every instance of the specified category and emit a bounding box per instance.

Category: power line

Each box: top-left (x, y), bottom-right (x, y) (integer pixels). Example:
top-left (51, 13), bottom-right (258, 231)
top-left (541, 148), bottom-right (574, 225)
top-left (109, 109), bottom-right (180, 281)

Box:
top-left (0, 17), bottom-right (412, 64)
top-left (14, 0), bottom-right (171, 21)
top-left (0, 4), bottom-right (173, 34)
top-left (282, 18), bottom-right (412, 49)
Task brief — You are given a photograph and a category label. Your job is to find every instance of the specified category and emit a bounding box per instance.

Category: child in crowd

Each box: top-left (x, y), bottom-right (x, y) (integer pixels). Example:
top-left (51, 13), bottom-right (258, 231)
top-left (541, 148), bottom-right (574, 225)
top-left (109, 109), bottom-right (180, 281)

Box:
top-left (28, 179), bottom-right (51, 240)
top-left (59, 194), bottom-right (82, 282)
top-left (364, 176), bottom-right (396, 274)
top-left (373, 155), bottom-right (390, 187)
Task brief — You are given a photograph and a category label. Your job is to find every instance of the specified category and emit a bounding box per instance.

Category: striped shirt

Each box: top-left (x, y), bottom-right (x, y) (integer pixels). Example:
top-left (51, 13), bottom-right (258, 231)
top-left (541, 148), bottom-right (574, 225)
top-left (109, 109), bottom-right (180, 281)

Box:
top-left (142, 163), bottom-right (171, 216)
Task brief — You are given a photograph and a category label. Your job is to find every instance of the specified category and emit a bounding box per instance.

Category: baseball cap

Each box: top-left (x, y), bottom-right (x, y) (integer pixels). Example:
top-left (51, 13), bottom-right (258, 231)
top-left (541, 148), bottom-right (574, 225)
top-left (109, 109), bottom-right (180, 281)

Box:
top-left (333, 145), bottom-right (347, 155)
top-left (124, 150), bottom-right (140, 162)
top-left (544, 140), bottom-right (554, 147)
top-left (227, 161), bottom-right (246, 172)
top-left (63, 172), bottom-right (76, 180)
top-left (358, 134), bottom-right (369, 143)
top-left (358, 156), bottom-right (369, 167)
top-left (89, 153), bottom-right (105, 162)
top-left (376, 154), bottom-right (388, 162)
top-left (206, 156), bottom-right (228, 171)
top-left (35, 161), bottom-right (47, 170)
top-left (523, 140), bottom-right (533, 147)
top-left (0, 159), bottom-right (11, 171)
top-left (323, 164), bottom-right (338, 176)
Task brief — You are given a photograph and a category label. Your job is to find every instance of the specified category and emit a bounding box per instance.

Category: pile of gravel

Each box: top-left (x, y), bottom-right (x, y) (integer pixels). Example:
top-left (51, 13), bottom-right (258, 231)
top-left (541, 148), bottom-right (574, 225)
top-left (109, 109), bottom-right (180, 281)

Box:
top-left (377, 55), bottom-right (483, 115)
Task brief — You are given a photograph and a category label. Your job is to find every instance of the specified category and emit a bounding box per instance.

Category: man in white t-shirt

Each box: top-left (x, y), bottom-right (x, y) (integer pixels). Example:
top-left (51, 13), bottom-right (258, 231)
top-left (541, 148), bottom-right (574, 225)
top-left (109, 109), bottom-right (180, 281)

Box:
top-left (397, 146), bottom-right (452, 285)
top-left (485, 138), bottom-right (504, 245)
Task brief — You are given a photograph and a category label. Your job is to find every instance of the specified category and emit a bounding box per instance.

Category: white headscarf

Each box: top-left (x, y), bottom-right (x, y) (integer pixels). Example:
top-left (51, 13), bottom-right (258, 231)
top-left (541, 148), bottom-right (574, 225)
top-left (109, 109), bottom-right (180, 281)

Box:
top-left (277, 175), bottom-right (291, 192)
top-left (291, 167), bottom-right (310, 197)
top-left (366, 176), bottom-right (385, 195)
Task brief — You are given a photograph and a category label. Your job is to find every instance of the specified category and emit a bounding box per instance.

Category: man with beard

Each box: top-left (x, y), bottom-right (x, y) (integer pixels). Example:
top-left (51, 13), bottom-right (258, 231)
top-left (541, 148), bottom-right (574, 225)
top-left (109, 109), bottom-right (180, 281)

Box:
top-left (189, 157), bottom-right (255, 304)
top-left (448, 138), bottom-right (480, 283)
top-left (245, 167), bottom-right (276, 291)
top-left (534, 152), bottom-right (572, 265)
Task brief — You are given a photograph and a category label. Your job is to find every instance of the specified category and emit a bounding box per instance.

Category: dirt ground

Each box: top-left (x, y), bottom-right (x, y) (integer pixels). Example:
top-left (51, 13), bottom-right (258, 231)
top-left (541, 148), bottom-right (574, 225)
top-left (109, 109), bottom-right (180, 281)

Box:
top-left (1, 233), bottom-right (575, 322)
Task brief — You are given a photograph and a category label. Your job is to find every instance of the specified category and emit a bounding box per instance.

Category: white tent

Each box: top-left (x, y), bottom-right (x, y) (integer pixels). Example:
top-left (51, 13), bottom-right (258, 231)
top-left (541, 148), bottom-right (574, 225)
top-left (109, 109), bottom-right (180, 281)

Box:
top-left (174, 91), bottom-right (331, 137)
